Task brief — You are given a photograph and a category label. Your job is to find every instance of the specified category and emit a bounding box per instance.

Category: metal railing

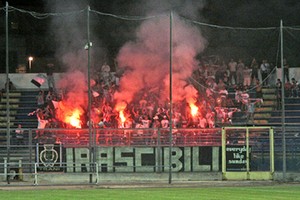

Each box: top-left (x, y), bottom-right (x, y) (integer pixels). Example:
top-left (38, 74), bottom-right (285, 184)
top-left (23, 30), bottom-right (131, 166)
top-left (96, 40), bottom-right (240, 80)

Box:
top-left (0, 127), bottom-right (298, 185)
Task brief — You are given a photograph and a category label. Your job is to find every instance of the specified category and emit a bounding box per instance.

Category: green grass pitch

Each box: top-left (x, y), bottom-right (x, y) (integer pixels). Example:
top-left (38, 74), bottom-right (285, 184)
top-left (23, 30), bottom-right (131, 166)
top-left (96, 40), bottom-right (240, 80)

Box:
top-left (0, 185), bottom-right (300, 200)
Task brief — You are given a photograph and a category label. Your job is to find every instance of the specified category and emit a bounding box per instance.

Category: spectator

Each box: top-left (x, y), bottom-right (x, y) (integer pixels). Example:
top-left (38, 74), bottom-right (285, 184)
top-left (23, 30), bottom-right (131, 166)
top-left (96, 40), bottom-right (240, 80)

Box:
top-left (246, 99), bottom-right (263, 123)
top-left (291, 78), bottom-right (299, 97)
top-left (15, 124), bottom-right (24, 145)
top-left (228, 58), bottom-right (237, 85)
top-left (198, 114), bottom-right (208, 128)
top-left (243, 66), bottom-right (252, 87)
top-left (255, 80), bottom-right (263, 99)
top-left (28, 108), bottom-right (49, 139)
top-left (206, 110), bottom-right (215, 128)
top-left (250, 58), bottom-right (259, 85)
top-left (46, 63), bottom-right (55, 91)
top-left (260, 59), bottom-right (270, 86)
top-left (283, 58), bottom-right (290, 82)
top-left (284, 80), bottom-right (293, 97)
top-left (161, 115), bottom-right (169, 128)
top-left (37, 90), bottom-right (45, 108)
top-left (276, 79), bottom-right (282, 110)
top-left (236, 59), bottom-right (245, 85)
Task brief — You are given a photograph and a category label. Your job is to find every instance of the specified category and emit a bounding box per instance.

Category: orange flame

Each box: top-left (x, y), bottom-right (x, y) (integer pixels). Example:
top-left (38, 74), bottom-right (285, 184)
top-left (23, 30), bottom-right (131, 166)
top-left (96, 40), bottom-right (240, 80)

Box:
top-left (187, 97), bottom-right (198, 117)
top-left (189, 103), bottom-right (199, 117)
top-left (115, 101), bottom-right (127, 127)
top-left (119, 110), bottom-right (126, 123)
top-left (66, 109), bottom-right (82, 128)
top-left (56, 101), bottom-right (83, 128)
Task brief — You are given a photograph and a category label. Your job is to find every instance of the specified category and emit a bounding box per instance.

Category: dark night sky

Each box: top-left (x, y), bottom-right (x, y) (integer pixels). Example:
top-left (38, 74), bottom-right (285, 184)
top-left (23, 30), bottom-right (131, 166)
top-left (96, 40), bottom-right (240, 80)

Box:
top-left (3, 0), bottom-right (300, 27)
top-left (2, 0), bottom-right (300, 69)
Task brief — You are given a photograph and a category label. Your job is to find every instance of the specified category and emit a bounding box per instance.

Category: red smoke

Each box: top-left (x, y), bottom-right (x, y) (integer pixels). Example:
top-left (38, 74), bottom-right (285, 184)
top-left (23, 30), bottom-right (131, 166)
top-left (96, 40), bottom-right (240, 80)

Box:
top-left (115, 14), bottom-right (206, 108)
top-left (55, 70), bottom-right (88, 128)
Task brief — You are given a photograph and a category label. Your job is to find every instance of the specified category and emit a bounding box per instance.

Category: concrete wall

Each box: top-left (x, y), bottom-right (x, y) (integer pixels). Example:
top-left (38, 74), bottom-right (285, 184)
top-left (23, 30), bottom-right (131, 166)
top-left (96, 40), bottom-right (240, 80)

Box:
top-left (1, 67), bottom-right (299, 90)
top-left (0, 73), bottom-right (63, 90)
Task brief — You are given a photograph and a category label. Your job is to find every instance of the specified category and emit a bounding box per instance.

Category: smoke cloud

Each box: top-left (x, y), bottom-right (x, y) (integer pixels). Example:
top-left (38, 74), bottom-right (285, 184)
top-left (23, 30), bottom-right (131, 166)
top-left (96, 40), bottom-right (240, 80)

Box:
top-left (44, 0), bottom-right (107, 122)
top-left (115, 13), bottom-right (207, 105)
top-left (44, 0), bottom-right (208, 123)
top-left (115, 12), bottom-right (206, 105)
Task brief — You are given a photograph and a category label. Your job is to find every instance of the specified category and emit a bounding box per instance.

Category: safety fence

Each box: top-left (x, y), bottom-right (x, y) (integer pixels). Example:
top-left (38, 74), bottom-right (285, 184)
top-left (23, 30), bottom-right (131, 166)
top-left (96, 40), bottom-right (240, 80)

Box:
top-left (0, 127), bottom-right (299, 185)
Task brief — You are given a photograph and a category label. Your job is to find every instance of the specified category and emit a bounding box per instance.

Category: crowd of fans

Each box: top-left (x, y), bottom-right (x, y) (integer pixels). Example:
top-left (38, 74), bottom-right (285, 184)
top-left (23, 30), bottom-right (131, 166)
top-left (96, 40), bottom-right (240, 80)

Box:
top-left (26, 55), bottom-right (283, 134)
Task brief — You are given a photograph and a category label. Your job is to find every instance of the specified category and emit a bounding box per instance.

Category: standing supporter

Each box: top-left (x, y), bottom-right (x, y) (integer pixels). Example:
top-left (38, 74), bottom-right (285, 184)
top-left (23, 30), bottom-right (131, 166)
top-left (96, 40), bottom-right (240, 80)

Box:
top-left (228, 108), bottom-right (240, 124)
top-left (46, 63), bottom-right (55, 91)
top-left (283, 58), bottom-right (290, 82)
top-left (236, 59), bottom-right (245, 85)
top-left (234, 86), bottom-right (243, 109)
top-left (215, 65), bottom-right (223, 84)
top-left (198, 114), bottom-right (208, 128)
top-left (146, 101), bottom-right (155, 119)
top-left (223, 71), bottom-right (229, 87)
top-left (276, 79), bottom-right (282, 110)
top-left (15, 124), bottom-right (24, 145)
top-left (37, 90), bottom-right (45, 108)
top-left (284, 80), bottom-right (293, 97)
top-left (206, 110), bottom-right (215, 128)
top-left (151, 116), bottom-right (161, 144)
top-left (243, 66), bottom-right (252, 87)
top-left (141, 115), bottom-right (151, 128)
top-left (28, 108), bottom-right (49, 139)
top-left (260, 59), bottom-right (270, 86)
top-left (291, 78), bottom-right (299, 97)
top-left (173, 108), bottom-right (183, 128)
top-left (228, 58), bottom-right (237, 85)
top-left (45, 89), bottom-right (55, 106)
top-left (255, 80), bottom-right (263, 99)
top-left (152, 116), bottom-right (161, 128)
top-left (247, 99), bottom-right (263, 123)
top-left (250, 58), bottom-right (259, 84)
top-left (218, 85), bottom-right (228, 107)
top-left (240, 89), bottom-right (250, 111)
top-left (161, 115), bottom-right (169, 128)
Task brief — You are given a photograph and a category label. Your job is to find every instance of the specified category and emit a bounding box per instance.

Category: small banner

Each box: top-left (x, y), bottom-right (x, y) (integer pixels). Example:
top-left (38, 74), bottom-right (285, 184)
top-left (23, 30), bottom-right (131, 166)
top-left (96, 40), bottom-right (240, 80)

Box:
top-left (226, 145), bottom-right (251, 171)
top-left (31, 73), bottom-right (46, 87)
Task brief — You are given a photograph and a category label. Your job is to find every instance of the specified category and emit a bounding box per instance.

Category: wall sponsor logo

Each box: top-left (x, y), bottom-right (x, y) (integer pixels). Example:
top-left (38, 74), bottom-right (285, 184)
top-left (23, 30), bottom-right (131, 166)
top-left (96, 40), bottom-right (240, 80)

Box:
top-left (37, 144), bottom-right (64, 172)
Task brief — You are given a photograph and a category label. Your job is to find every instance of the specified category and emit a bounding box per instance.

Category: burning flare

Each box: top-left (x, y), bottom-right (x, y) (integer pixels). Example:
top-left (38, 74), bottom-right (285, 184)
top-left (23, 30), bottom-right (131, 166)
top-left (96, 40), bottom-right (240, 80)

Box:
top-left (66, 109), bottom-right (82, 128)
top-left (56, 101), bottom-right (83, 128)
top-left (187, 96), bottom-right (199, 118)
top-left (189, 103), bottom-right (199, 117)
top-left (115, 101), bottom-right (128, 127)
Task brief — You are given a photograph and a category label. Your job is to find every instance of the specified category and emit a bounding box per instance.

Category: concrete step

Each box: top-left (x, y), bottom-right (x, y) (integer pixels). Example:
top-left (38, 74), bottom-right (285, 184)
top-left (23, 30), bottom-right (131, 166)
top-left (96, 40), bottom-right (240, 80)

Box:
top-left (0, 122), bottom-right (14, 127)
top-left (262, 101), bottom-right (276, 106)
top-left (0, 105), bottom-right (19, 109)
top-left (254, 113), bottom-right (272, 118)
top-left (263, 94), bottom-right (276, 100)
top-left (0, 116), bottom-right (15, 121)
top-left (0, 111), bottom-right (17, 115)
top-left (262, 88), bottom-right (276, 93)
top-left (253, 119), bottom-right (269, 124)
top-left (256, 107), bottom-right (274, 112)
top-left (0, 99), bottom-right (20, 103)
top-left (1, 92), bottom-right (21, 97)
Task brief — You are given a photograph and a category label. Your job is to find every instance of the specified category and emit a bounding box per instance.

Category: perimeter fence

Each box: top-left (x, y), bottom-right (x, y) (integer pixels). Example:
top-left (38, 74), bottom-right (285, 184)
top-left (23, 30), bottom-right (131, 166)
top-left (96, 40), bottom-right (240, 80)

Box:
top-left (0, 127), bottom-right (298, 185)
